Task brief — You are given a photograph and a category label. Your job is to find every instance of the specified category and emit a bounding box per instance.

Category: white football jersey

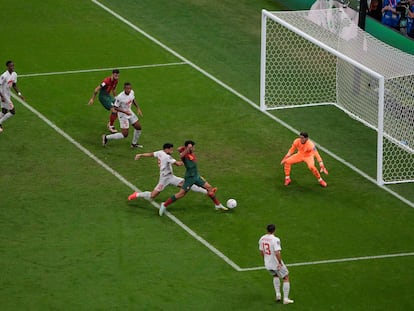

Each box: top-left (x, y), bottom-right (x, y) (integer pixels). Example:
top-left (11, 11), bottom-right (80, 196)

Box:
top-left (258, 233), bottom-right (282, 270)
top-left (153, 150), bottom-right (177, 177)
top-left (114, 90), bottom-right (135, 114)
top-left (0, 70), bottom-right (17, 98)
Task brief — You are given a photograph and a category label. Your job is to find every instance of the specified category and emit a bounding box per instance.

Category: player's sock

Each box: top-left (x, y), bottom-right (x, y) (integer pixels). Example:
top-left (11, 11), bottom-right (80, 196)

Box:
top-left (132, 129), bottom-right (142, 145)
top-left (0, 112), bottom-right (14, 124)
top-left (283, 281), bottom-right (290, 300)
top-left (310, 167), bottom-right (321, 179)
top-left (284, 164), bottom-right (291, 176)
top-left (139, 191), bottom-right (152, 199)
top-left (273, 277), bottom-right (281, 299)
top-left (209, 196), bottom-right (220, 205)
top-left (109, 112), bottom-right (117, 126)
top-left (106, 132), bottom-right (124, 140)
top-left (190, 185), bottom-right (207, 194)
top-left (164, 196), bottom-right (176, 207)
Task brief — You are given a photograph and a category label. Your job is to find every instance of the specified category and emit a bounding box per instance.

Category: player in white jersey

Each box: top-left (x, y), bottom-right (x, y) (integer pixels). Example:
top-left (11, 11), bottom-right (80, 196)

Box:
top-left (0, 61), bottom-right (25, 133)
top-left (101, 82), bottom-right (143, 148)
top-left (258, 224), bottom-right (294, 304)
top-left (127, 143), bottom-right (207, 201)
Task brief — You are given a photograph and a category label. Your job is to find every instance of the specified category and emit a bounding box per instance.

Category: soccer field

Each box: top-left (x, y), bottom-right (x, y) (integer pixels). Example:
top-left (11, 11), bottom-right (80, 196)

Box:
top-left (1, 1), bottom-right (413, 310)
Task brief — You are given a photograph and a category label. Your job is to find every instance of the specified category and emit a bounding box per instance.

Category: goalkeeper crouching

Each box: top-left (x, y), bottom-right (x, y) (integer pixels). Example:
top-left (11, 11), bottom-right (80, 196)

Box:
top-left (280, 132), bottom-right (328, 187)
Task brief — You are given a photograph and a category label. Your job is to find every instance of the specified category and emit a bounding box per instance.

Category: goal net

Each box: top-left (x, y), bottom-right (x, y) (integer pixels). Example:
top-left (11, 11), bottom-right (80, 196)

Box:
top-left (260, 8), bottom-right (414, 185)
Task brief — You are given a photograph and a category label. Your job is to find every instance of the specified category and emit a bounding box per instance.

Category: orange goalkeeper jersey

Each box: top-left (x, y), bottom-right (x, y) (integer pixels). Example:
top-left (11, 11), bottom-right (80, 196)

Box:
top-left (288, 138), bottom-right (322, 162)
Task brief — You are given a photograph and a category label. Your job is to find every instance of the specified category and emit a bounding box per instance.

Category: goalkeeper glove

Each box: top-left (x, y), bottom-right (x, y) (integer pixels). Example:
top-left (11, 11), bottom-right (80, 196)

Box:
top-left (281, 154), bottom-right (290, 165)
top-left (319, 162), bottom-right (329, 175)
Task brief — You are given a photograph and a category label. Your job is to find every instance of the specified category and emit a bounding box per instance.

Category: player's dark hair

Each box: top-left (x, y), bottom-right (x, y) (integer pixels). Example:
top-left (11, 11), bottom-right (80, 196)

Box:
top-left (267, 224), bottom-right (276, 233)
top-left (299, 132), bottom-right (309, 138)
top-left (163, 143), bottom-right (174, 149)
top-left (112, 69), bottom-right (120, 74)
top-left (6, 60), bottom-right (13, 67)
top-left (184, 140), bottom-right (195, 146)
top-left (124, 82), bottom-right (131, 87)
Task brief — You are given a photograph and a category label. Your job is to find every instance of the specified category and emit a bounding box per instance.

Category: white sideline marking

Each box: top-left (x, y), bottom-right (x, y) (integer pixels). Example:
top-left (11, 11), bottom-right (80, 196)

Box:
top-left (12, 93), bottom-right (242, 272)
top-left (13, 2), bottom-right (412, 273)
top-left (239, 251), bottom-right (414, 271)
top-left (19, 62), bottom-right (187, 78)
top-left (11, 91), bottom-right (414, 273)
top-left (90, 0), bottom-right (414, 209)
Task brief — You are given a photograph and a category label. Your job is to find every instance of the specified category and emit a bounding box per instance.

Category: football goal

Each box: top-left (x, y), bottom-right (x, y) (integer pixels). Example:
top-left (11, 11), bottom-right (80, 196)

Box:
top-left (260, 8), bottom-right (414, 185)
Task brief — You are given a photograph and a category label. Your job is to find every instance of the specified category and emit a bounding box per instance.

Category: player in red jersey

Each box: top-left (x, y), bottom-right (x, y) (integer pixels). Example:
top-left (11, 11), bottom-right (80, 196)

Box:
top-left (88, 69), bottom-right (120, 133)
top-left (158, 140), bottom-right (228, 216)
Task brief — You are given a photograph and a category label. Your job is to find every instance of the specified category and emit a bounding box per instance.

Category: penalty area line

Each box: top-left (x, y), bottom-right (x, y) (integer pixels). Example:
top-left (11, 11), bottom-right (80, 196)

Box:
top-left (11, 94), bottom-right (242, 272)
top-left (90, 0), bottom-right (414, 210)
top-left (239, 251), bottom-right (414, 272)
top-left (19, 62), bottom-right (187, 78)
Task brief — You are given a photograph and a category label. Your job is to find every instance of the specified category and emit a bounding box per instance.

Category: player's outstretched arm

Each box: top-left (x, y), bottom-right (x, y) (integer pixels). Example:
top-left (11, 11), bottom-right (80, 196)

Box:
top-left (88, 85), bottom-right (101, 105)
top-left (134, 152), bottom-right (154, 160)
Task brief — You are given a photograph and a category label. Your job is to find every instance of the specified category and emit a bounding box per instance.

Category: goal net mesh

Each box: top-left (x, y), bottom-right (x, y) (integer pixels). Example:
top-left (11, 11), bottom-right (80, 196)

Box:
top-left (261, 9), bottom-right (414, 184)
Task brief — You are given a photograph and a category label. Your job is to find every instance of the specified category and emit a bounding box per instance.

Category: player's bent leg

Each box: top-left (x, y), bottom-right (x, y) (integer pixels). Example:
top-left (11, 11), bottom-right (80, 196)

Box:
top-left (121, 128), bottom-right (129, 138)
top-left (309, 166), bottom-right (321, 179)
top-left (282, 154), bottom-right (302, 185)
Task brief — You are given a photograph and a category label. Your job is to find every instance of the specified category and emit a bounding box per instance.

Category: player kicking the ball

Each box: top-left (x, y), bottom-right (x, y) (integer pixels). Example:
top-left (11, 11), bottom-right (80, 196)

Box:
top-left (280, 132), bottom-right (328, 187)
top-left (128, 143), bottom-right (209, 201)
top-left (101, 82), bottom-right (143, 148)
top-left (158, 140), bottom-right (228, 216)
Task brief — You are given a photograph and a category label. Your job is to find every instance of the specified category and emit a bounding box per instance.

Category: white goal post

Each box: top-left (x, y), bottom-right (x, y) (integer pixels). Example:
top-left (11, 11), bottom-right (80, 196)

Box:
top-left (260, 8), bottom-right (414, 185)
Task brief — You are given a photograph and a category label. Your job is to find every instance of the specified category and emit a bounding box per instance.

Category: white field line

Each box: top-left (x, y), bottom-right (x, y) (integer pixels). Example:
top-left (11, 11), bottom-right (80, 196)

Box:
top-left (239, 252), bottom-right (414, 271)
top-left (13, 92), bottom-right (414, 272)
top-left (19, 62), bottom-right (187, 78)
top-left (13, 1), bottom-right (413, 273)
top-left (12, 94), bottom-right (414, 272)
top-left (239, 251), bottom-right (414, 272)
top-left (12, 93), bottom-right (242, 272)
top-left (90, 0), bottom-right (414, 209)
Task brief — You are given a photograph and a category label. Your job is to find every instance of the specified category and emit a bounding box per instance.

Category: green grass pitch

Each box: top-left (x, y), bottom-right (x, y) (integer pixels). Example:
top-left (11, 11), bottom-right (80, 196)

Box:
top-left (1, 0), bottom-right (413, 310)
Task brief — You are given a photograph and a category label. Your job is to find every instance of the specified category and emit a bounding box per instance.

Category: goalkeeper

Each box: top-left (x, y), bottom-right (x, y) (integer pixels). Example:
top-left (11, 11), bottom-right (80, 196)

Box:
top-left (280, 132), bottom-right (328, 187)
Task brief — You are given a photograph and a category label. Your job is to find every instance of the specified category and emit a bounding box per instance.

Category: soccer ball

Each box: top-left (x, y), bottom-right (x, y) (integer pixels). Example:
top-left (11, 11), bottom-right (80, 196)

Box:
top-left (226, 198), bottom-right (237, 209)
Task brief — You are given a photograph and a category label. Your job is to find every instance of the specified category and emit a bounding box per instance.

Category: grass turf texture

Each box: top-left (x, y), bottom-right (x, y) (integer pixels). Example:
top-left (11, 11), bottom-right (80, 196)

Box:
top-left (1, 0), bottom-right (413, 310)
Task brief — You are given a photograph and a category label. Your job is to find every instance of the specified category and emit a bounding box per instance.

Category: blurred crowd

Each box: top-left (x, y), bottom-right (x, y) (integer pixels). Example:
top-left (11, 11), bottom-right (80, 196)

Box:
top-left (368, 0), bottom-right (414, 38)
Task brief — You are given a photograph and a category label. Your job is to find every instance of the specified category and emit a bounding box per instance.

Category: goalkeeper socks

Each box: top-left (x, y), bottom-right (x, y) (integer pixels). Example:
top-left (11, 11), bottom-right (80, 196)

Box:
top-left (310, 167), bottom-right (321, 179)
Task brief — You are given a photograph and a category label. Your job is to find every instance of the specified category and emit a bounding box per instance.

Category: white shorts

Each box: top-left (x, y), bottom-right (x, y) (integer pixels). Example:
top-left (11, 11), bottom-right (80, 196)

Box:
top-left (1, 96), bottom-right (14, 110)
top-left (154, 175), bottom-right (184, 192)
top-left (118, 112), bottom-right (138, 129)
top-left (268, 263), bottom-right (289, 279)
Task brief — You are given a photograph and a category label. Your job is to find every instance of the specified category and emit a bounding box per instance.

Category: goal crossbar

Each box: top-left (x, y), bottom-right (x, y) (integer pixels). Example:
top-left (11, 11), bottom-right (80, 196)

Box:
top-left (260, 8), bottom-right (414, 185)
